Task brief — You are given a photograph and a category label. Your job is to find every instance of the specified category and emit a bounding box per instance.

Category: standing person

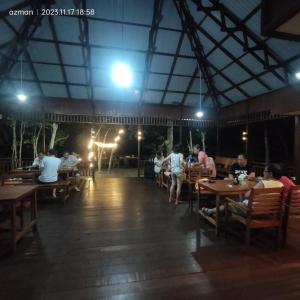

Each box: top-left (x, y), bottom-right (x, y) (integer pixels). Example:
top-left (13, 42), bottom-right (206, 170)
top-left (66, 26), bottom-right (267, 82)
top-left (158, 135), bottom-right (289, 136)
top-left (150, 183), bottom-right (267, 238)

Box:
top-left (193, 144), bottom-right (211, 169)
top-left (162, 144), bottom-right (186, 205)
top-left (61, 151), bottom-right (81, 192)
top-left (32, 152), bottom-right (45, 169)
top-left (229, 154), bottom-right (255, 180)
top-left (154, 152), bottom-right (164, 174)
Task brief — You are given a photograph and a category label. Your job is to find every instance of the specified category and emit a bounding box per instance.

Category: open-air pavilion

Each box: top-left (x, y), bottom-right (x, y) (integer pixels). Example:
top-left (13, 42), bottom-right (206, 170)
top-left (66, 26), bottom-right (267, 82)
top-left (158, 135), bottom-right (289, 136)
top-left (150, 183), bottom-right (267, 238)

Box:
top-left (1, 0), bottom-right (300, 299)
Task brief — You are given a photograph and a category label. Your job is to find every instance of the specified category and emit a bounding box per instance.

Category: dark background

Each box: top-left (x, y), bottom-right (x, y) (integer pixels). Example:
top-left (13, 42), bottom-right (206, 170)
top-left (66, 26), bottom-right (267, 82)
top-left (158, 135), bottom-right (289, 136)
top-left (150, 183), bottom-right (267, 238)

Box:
top-left (0, 117), bottom-right (294, 163)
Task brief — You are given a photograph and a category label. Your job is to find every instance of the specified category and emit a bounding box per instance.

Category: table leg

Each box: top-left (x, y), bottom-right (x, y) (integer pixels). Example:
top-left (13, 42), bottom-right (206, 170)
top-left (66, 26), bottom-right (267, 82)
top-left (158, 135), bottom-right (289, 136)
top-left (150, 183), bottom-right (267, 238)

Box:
top-left (31, 191), bottom-right (37, 232)
top-left (10, 201), bottom-right (17, 254)
top-left (189, 183), bottom-right (192, 215)
top-left (196, 188), bottom-right (201, 250)
top-left (215, 193), bottom-right (220, 236)
top-left (19, 201), bottom-right (24, 229)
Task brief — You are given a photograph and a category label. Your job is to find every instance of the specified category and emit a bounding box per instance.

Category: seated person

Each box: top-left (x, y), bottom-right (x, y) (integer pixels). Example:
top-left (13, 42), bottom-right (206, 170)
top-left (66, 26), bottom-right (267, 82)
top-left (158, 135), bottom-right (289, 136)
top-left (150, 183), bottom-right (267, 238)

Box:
top-left (154, 152), bottom-right (164, 174)
top-left (38, 149), bottom-right (61, 197)
top-left (61, 151), bottom-right (81, 192)
top-left (185, 151), bottom-right (198, 166)
top-left (229, 154), bottom-right (255, 181)
top-left (32, 152), bottom-right (45, 169)
top-left (202, 164), bottom-right (283, 216)
top-left (193, 144), bottom-right (211, 169)
top-left (278, 164), bottom-right (295, 200)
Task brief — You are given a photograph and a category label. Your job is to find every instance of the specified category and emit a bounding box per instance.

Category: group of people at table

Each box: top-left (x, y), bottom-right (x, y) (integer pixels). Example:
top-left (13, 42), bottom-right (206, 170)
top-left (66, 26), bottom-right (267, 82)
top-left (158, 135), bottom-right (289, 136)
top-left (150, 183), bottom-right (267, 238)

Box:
top-left (30, 148), bottom-right (81, 196)
top-left (154, 144), bottom-right (295, 211)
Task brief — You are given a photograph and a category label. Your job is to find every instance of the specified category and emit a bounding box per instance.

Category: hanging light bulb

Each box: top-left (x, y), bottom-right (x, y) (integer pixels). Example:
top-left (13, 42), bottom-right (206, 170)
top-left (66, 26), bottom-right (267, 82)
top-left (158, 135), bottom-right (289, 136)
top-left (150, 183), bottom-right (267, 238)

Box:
top-left (16, 53), bottom-right (27, 102)
top-left (196, 111), bottom-right (204, 118)
top-left (196, 66), bottom-right (204, 118)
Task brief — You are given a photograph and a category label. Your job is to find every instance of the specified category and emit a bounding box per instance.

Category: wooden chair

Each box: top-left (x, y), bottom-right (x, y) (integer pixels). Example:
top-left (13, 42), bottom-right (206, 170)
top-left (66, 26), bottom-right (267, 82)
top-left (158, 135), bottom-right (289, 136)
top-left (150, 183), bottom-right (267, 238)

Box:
top-left (225, 187), bottom-right (284, 247)
top-left (187, 167), bottom-right (211, 214)
top-left (282, 185), bottom-right (300, 247)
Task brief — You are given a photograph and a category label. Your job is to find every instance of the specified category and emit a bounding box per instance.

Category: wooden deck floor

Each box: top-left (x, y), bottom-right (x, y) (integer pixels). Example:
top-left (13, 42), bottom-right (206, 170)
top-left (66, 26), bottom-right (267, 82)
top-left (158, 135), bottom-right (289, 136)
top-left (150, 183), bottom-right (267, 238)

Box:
top-left (1, 177), bottom-right (300, 299)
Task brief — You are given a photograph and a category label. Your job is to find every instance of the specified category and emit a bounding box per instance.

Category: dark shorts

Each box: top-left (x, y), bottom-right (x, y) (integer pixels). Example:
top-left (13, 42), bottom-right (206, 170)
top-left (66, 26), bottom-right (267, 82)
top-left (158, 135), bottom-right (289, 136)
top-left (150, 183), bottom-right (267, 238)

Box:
top-left (38, 180), bottom-right (58, 184)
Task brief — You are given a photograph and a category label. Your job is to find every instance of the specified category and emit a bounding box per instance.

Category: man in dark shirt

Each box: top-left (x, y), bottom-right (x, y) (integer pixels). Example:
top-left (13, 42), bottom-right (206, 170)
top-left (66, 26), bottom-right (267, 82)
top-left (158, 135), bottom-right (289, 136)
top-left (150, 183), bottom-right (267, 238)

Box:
top-left (229, 154), bottom-right (255, 179)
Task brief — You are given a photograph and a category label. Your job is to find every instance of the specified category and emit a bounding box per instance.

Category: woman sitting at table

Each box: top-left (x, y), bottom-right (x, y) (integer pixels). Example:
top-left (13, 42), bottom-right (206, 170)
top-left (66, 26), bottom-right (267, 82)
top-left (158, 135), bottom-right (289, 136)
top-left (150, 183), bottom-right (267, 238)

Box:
top-left (193, 144), bottom-right (211, 170)
top-left (161, 144), bottom-right (186, 205)
top-left (201, 164), bottom-right (285, 216)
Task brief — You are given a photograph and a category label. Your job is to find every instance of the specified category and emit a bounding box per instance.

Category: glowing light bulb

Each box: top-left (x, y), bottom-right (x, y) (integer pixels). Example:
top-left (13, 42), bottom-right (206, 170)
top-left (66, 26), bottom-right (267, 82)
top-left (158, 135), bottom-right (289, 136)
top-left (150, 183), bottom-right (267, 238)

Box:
top-left (196, 111), bottom-right (204, 118)
top-left (17, 94), bottom-right (27, 102)
top-left (112, 62), bottom-right (133, 88)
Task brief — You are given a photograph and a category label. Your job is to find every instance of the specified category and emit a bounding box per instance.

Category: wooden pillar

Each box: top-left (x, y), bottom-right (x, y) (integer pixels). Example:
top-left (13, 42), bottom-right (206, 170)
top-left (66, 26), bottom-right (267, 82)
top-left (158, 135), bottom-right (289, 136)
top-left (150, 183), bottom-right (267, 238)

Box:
top-left (216, 126), bottom-right (220, 156)
top-left (167, 125), bottom-right (174, 154)
top-left (245, 123), bottom-right (249, 157)
top-left (264, 122), bottom-right (270, 165)
top-left (179, 123), bottom-right (182, 144)
top-left (294, 116), bottom-right (300, 184)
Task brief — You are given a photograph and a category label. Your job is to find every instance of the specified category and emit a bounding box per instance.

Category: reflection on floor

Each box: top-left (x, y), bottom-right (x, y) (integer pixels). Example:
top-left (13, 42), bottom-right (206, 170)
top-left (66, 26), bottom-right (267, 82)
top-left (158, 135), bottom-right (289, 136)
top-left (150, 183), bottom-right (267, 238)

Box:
top-left (1, 177), bottom-right (300, 300)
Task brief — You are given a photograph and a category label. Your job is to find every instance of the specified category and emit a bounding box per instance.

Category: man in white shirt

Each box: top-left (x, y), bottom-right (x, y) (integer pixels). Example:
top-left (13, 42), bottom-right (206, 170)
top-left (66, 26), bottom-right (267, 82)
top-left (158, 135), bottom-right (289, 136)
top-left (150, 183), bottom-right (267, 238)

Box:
top-left (32, 152), bottom-right (45, 169)
top-left (38, 149), bottom-right (61, 183)
top-left (61, 151), bottom-right (81, 192)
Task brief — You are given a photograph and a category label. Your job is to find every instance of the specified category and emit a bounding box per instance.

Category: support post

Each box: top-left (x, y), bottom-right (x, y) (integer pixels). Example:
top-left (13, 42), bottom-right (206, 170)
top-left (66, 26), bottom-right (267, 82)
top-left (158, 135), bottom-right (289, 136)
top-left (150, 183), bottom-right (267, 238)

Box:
top-left (245, 123), bottom-right (249, 157)
top-left (167, 125), bottom-right (174, 154)
top-left (294, 116), bottom-right (300, 184)
top-left (264, 122), bottom-right (270, 165)
top-left (137, 125), bottom-right (141, 178)
top-left (179, 123), bottom-right (183, 144)
top-left (216, 126), bottom-right (220, 156)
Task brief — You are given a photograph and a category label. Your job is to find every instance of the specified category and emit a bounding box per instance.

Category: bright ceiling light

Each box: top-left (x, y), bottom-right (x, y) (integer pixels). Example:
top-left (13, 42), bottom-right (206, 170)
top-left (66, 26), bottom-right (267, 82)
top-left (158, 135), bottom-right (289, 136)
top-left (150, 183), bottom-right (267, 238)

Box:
top-left (115, 136), bottom-right (120, 142)
top-left (196, 111), bottom-right (204, 118)
top-left (17, 93), bottom-right (27, 102)
top-left (112, 62), bottom-right (133, 88)
top-left (295, 72), bottom-right (300, 79)
top-left (118, 129), bottom-right (124, 134)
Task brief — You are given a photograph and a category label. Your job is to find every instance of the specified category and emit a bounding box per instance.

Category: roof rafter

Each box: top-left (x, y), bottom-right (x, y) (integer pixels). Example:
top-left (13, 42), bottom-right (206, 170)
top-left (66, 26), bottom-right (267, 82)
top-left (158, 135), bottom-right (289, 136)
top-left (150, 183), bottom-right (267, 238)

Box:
top-left (48, 15), bottom-right (71, 98)
top-left (28, 37), bottom-right (196, 59)
top-left (0, 0), bottom-right (54, 88)
top-left (7, 76), bottom-right (209, 96)
top-left (174, 0), bottom-right (221, 108)
top-left (160, 30), bottom-right (185, 104)
top-left (139, 0), bottom-right (164, 105)
top-left (193, 0), bottom-right (291, 85)
top-left (3, 17), bottom-right (44, 97)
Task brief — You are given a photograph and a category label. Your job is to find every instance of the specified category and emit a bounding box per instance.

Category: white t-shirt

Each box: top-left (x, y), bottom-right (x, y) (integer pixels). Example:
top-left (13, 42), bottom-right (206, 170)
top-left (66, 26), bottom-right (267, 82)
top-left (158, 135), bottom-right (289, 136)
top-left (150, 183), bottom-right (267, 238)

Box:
top-left (32, 157), bottom-right (44, 168)
top-left (154, 157), bottom-right (162, 173)
top-left (61, 155), bottom-right (78, 170)
top-left (38, 156), bottom-right (61, 183)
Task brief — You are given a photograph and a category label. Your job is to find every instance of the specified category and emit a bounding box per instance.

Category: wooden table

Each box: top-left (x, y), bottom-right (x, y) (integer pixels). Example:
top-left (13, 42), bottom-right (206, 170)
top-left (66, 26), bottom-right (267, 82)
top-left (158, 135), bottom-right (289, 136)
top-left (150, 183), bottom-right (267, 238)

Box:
top-left (10, 168), bottom-right (75, 180)
top-left (0, 185), bottom-right (38, 253)
top-left (198, 179), bottom-right (255, 236)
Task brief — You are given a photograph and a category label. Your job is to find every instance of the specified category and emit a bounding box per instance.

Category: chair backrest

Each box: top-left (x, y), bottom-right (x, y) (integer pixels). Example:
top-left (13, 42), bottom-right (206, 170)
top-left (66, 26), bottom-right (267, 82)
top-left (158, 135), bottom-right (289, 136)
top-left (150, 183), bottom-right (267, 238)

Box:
top-left (287, 185), bottom-right (300, 216)
top-left (188, 167), bottom-right (202, 183)
top-left (208, 157), bottom-right (216, 178)
top-left (248, 187), bottom-right (284, 217)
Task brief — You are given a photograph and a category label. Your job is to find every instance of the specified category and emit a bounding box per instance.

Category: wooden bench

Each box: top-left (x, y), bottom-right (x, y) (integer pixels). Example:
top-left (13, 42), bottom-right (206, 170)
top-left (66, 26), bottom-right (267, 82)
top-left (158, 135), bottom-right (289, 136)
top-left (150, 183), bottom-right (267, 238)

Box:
top-left (37, 180), bottom-right (71, 204)
top-left (215, 156), bottom-right (236, 178)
